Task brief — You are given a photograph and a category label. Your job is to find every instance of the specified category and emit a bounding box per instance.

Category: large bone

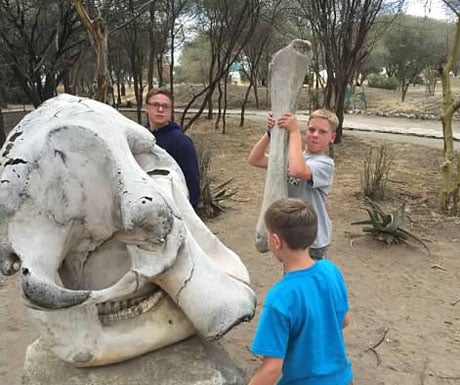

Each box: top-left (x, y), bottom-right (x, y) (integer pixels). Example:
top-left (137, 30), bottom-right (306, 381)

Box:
top-left (255, 39), bottom-right (312, 252)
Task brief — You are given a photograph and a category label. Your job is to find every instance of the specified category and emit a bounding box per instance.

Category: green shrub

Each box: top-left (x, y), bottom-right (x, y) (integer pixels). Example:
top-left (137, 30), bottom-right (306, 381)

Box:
top-left (367, 74), bottom-right (399, 90)
top-left (351, 198), bottom-right (429, 253)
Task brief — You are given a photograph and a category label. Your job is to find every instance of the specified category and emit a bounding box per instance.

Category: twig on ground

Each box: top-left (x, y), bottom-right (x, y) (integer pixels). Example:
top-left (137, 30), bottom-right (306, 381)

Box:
top-left (388, 179), bottom-right (407, 184)
top-left (364, 327), bottom-right (389, 366)
top-left (228, 197), bottom-right (249, 202)
top-left (419, 358), bottom-right (428, 385)
top-left (450, 297), bottom-right (460, 306)
top-left (430, 264), bottom-right (447, 271)
top-left (343, 231), bottom-right (367, 239)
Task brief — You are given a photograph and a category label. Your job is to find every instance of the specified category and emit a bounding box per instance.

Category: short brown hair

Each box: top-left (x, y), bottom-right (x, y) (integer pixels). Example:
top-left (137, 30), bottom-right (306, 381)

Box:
top-left (264, 198), bottom-right (317, 250)
top-left (309, 108), bottom-right (339, 133)
top-left (145, 88), bottom-right (174, 105)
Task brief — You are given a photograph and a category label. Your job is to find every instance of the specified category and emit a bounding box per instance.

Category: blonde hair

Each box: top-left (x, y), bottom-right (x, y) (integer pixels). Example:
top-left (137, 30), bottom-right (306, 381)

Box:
top-left (309, 109), bottom-right (339, 133)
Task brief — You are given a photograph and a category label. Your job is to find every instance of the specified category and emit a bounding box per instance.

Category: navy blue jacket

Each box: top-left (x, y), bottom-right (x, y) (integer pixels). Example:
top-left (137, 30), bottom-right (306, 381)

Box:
top-left (145, 121), bottom-right (200, 208)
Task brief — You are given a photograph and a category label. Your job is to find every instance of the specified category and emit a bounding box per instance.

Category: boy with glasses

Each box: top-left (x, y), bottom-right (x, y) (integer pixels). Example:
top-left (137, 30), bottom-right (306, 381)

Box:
top-left (144, 88), bottom-right (200, 209)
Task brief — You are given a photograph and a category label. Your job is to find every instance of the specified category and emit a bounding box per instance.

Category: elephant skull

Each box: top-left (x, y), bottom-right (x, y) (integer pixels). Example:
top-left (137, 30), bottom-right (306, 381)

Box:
top-left (0, 94), bottom-right (255, 366)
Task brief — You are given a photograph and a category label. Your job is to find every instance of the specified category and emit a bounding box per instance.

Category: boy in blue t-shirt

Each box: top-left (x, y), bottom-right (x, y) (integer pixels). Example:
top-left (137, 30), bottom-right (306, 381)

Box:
top-left (249, 198), bottom-right (353, 385)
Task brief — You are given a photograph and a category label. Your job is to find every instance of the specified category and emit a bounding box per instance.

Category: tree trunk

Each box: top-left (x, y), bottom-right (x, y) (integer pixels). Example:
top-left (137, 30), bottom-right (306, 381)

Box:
top-left (240, 81), bottom-right (253, 126)
top-left (215, 80), bottom-right (223, 130)
top-left (439, 14), bottom-right (460, 215)
top-left (169, 1), bottom-right (175, 96)
top-left (147, 2), bottom-right (156, 90)
top-left (73, 0), bottom-right (110, 103)
top-left (222, 74), bottom-right (228, 134)
top-left (157, 55), bottom-right (164, 87)
top-left (0, 106), bottom-right (6, 147)
top-left (253, 78), bottom-right (260, 109)
top-left (94, 19), bottom-right (110, 103)
top-left (401, 81), bottom-right (409, 102)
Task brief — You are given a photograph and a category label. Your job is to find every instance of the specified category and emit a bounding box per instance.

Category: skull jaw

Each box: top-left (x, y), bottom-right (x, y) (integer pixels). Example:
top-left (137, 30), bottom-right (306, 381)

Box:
top-left (153, 239), bottom-right (256, 340)
top-left (31, 294), bottom-right (196, 367)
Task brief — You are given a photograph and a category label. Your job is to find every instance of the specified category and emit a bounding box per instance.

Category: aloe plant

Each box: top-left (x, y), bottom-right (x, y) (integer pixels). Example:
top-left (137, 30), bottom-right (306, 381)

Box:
top-left (196, 145), bottom-right (238, 219)
top-left (351, 198), bottom-right (430, 254)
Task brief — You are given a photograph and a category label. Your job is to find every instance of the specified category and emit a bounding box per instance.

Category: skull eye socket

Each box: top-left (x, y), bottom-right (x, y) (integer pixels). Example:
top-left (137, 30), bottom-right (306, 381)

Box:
top-left (0, 251), bottom-right (21, 276)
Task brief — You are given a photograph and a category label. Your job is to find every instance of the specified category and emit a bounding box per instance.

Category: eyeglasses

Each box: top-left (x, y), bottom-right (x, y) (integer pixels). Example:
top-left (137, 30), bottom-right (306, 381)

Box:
top-left (146, 102), bottom-right (171, 110)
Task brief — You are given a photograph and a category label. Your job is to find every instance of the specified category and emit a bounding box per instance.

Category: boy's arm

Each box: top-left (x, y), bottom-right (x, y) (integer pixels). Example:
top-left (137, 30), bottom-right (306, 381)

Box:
top-left (248, 357), bottom-right (283, 385)
top-left (277, 113), bottom-right (312, 180)
top-left (342, 311), bottom-right (351, 329)
top-left (248, 113), bottom-right (275, 168)
top-left (247, 132), bottom-right (270, 169)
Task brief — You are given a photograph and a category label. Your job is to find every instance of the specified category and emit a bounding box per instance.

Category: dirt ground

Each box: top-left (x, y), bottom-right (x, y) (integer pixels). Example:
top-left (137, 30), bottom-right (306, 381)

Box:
top-left (196, 118), bottom-right (460, 385)
top-left (1, 98), bottom-right (460, 384)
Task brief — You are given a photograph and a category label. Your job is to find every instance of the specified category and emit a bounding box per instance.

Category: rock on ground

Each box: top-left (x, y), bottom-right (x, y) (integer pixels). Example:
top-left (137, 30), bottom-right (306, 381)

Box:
top-left (22, 336), bottom-right (246, 385)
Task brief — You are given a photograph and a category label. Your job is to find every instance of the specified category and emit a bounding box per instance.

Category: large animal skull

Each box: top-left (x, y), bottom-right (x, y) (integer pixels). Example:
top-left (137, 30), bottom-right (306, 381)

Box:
top-left (0, 94), bottom-right (255, 366)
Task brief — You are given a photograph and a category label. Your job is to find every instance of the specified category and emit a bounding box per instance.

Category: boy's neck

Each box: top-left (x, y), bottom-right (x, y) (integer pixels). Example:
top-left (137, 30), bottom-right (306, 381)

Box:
top-left (283, 249), bottom-right (316, 273)
top-left (306, 148), bottom-right (329, 156)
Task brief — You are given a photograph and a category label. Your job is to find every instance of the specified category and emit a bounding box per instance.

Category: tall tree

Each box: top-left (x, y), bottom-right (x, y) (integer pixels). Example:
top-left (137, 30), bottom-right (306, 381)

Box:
top-left (145, 0), bottom-right (190, 93)
top-left (439, 0), bottom-right (460, 215)
top-left (0, 0), bottom-right (83, 106)
top-left (383, 15), bottom-right (449, 101)
top-left (294, 0), bottom-right (403, 142)
top-left (239, 0), bottom-right (286, 126)
top-left (112, 0), bottom-right (150, 122)
top-left (73, 0), bottom-right (111, 102)
top-left (166, 0), bottom-right (190, 95)
top-left (181, 0), bottom-right (263, 132)
top-left (73, 0), bottom-right (155, 103)
top-left (0, 106), bottom-right (5, 147)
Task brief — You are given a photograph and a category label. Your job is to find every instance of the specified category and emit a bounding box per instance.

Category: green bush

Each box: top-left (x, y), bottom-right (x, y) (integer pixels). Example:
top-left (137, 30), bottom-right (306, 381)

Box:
top-left (351, 198), bottom-right (429, 253)
top-left (367, 74), bottom-right (399, 90)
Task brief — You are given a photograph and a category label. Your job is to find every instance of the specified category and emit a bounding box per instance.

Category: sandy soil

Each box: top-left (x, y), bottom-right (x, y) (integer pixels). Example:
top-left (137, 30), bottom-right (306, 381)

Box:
top-left (197, 118), bottom-right (460, 385)
top-left (1, 112), bottom-right (459, 384)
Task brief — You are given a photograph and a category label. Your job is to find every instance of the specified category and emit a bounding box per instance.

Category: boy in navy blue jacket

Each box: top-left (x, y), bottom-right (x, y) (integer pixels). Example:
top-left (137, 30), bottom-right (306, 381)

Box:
top-left (249, 198), bottom-right (353, 385)
top-left (144, 88), bottom-right (200, 208)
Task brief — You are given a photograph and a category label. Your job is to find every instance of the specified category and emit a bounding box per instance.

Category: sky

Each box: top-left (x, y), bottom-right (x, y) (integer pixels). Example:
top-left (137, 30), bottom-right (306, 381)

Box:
top-left (405, 0), bottom-right (452, 20)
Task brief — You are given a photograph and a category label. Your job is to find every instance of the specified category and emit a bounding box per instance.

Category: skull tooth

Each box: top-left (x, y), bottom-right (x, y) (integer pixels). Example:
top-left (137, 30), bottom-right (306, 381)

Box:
top-left (97, 302), bottom-right (108, 316)
top-left (111, 301), bottom-right (120, 313)
top-left (97, 291), bottom-right (166, 325)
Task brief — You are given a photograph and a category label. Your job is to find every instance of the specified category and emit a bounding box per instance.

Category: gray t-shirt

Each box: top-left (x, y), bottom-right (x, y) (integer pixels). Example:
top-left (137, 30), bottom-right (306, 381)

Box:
top-left (287, 153), bottom-right (334, 249)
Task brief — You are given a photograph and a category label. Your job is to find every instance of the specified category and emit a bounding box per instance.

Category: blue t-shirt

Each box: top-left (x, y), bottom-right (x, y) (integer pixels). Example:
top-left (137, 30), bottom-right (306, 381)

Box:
top-left (251, 260), bottom-right (352, 385)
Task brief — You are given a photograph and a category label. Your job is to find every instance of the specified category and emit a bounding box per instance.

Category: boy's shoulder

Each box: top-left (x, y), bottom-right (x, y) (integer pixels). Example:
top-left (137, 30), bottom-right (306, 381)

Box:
top-left (306, 153), bottom-right (334, 163)
top-left (317, 259), bottom-right (344, 277)
top-left (264, 261), bottom-right (344, 304)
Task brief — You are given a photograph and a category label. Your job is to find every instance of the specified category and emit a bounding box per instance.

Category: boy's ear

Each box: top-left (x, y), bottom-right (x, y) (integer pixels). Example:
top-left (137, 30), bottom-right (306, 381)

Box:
top-left (330, 132), bottom-right (336, 144)
top-left (272, 232), bottom-right (283, 250)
